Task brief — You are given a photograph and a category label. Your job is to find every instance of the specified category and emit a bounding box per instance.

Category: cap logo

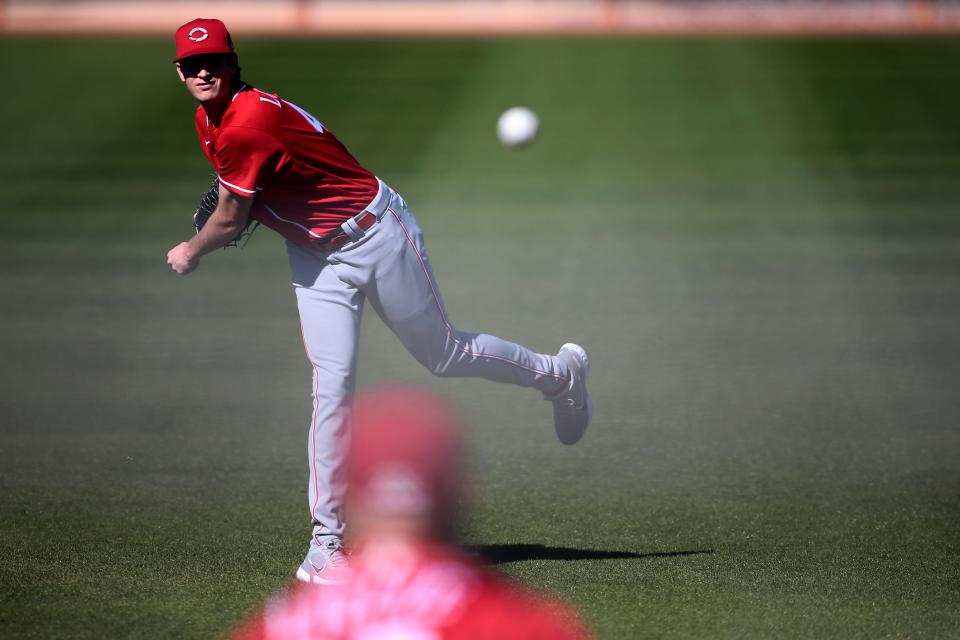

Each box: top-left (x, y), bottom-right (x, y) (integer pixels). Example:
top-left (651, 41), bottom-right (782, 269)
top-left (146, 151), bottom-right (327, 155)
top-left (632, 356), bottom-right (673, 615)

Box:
top-left (188, 27), bottom-right (209, 42)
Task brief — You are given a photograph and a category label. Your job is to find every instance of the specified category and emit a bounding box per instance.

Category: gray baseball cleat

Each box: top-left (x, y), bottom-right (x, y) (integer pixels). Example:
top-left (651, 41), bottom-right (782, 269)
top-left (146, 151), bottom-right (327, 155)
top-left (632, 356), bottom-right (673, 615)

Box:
top-left (296, 538), bottom-right (351, 585)
top-left (549, 343), bottom-right (592, 445)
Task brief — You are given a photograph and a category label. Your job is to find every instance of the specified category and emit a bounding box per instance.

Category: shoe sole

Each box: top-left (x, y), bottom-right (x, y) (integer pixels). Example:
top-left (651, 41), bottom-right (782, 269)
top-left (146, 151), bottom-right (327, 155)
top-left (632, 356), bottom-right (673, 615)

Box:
top-left (555, 343), bottom-right (591, 445)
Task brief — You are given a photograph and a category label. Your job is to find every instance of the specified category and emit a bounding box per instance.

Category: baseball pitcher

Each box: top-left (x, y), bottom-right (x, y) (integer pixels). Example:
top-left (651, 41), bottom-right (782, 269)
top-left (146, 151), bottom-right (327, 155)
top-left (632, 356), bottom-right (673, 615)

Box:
top-left (166, 18), bottom-right (591, 584)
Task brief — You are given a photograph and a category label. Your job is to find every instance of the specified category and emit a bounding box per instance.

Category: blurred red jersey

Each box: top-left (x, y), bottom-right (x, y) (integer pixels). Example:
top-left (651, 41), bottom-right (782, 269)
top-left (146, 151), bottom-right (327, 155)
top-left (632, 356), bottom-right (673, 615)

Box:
top-left (195, 84), bottom-right (378, 245)
top-left (230, 543), bottom-right (592, 640)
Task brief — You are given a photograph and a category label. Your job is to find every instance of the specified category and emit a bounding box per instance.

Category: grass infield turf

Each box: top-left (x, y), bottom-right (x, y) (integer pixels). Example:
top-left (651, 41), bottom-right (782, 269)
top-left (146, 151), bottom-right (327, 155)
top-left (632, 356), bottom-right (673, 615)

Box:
top-left (1, 37), bottom-right (959, 639)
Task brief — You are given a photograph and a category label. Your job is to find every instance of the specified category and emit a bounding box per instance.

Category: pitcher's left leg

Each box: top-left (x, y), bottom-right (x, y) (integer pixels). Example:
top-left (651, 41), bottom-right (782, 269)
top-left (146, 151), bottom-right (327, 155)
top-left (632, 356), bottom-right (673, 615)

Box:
top-left (367, 197), bottom-right (569, 396)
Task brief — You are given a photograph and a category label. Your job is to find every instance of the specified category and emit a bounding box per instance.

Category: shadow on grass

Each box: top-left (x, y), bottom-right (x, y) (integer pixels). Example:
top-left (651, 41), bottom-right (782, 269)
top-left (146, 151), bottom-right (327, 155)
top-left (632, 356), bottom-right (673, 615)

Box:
top-left (470, 543), bottom-right (714, 565)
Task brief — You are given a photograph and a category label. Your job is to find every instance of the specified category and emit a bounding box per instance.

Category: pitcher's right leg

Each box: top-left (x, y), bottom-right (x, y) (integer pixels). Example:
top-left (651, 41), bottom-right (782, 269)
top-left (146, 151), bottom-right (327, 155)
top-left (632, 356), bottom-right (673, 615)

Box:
top-left (367, 196), bottom-right (570, 396)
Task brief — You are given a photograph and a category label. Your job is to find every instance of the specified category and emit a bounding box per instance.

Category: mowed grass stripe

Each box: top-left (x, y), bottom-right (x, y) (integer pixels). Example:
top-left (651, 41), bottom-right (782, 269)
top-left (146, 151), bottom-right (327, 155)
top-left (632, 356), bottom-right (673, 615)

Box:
top-left (0, 38), bottom-right (958, 639)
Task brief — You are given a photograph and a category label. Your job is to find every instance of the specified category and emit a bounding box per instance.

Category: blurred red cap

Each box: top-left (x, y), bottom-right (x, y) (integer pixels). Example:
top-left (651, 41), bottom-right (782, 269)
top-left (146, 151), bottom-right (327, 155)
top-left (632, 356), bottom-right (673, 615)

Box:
top-left (173, 18), bottom-right (235, 62)
top-left (347, 387), bottom-right (463, 516)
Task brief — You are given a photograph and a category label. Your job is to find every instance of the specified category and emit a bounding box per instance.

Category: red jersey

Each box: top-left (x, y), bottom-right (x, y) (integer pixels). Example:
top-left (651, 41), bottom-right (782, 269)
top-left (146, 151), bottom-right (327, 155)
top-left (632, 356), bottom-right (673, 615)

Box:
top-left (195, 84), bottom-right (379, 245)
top-left (230, 543), bottom-right (593, 640)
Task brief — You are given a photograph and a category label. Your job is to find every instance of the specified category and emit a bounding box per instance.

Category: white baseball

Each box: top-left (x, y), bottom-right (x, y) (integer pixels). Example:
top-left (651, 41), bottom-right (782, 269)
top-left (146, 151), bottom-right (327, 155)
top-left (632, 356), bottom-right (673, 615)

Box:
top-left (497, 107), bottom-right (539, 148)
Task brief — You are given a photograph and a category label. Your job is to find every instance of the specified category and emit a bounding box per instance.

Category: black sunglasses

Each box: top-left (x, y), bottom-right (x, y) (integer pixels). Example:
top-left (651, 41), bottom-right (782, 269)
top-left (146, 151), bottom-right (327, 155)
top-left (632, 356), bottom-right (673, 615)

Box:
top-left (178, 54), bottom-right (233, 77)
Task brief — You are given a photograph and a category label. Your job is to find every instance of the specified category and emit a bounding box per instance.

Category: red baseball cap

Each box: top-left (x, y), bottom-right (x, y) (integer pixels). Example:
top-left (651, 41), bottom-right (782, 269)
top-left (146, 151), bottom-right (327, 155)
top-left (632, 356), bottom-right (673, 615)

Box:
top-left (173, 18), bottom-right (235, 62)
top-left (346, 387), bottom-right (464, 517)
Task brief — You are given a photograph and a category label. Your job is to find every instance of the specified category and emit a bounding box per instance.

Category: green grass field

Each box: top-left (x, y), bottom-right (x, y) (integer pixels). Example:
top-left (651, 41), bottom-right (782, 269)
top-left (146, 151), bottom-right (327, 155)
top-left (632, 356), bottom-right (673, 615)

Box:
top-left (2, 36), bottom-right (960, 638)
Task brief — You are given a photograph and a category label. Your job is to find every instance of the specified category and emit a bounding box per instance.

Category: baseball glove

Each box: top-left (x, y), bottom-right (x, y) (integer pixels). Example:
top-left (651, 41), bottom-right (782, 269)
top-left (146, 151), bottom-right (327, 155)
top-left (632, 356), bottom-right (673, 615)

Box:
top-left (194, 175), bottom-right (258, 248)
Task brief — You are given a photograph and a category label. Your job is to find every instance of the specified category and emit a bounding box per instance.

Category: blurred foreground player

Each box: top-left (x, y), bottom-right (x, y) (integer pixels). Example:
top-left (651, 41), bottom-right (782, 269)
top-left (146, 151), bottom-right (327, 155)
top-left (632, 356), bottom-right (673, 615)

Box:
top-left (166, 18), bottom-right (592, 584)
top-left (230, 387), bottom-right (593, 640)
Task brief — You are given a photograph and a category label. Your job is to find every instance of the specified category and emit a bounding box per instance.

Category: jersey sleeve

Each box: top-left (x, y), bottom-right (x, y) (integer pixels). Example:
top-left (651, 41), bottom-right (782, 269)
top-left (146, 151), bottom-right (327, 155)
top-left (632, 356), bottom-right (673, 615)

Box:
top-left (523, 600), bottom-right (594, 640)
top-left (214, 126), bottom-right (287, 198)
top-left (447, 570), bottom-right (592, 640)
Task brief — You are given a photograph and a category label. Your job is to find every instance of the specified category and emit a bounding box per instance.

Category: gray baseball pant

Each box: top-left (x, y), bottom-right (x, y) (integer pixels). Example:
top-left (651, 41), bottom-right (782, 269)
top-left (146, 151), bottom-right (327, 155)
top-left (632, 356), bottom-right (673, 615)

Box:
top-left (286, 180), bottom-right (570, 546)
